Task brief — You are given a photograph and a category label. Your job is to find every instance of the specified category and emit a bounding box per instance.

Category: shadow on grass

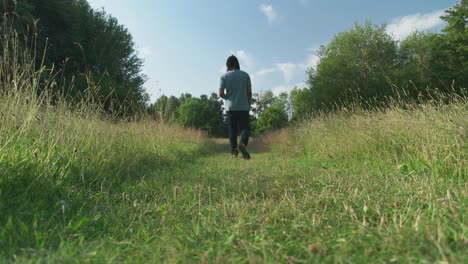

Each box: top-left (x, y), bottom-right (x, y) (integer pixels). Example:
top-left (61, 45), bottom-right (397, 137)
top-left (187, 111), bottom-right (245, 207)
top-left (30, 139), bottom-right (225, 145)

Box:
top-left (0, 142), bottom-right (209, 258)
top-left (0, 134), bottom-right (275, 258)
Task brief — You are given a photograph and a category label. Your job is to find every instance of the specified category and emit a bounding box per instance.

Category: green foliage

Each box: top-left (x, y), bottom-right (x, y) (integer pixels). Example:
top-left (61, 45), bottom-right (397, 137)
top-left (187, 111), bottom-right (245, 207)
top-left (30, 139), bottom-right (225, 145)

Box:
top-left (150, 93), bottom-right (225, 137)
top-left (1, 3), bottom-right (467, 260)
top-left (176, 94), bottom-right (225, 137)
top-left (0, 28), bottom-right (467, 261)
top-left (151, 95), bottom-right (169, 119)
top-left (0, 41), bottom-right (208, 260)
top-left (438, 0), bottom-right (468, 90)
top-left (1, 0), bottom-right (148, 114)
top-left (395, 3), bottom-right (467, 96)
top-left (252, 90), bottom-right (274, 118)
top-left (398, 32), bottom-right (433, 80)
top-left (290, 86), bottom-right (314, 120)
top-left (392, 31), bottom-right (441, 99)
top-left (256, 101), bottom-right (289, 134)
top-left (177, 98), bottom-right (205, 127)
top-left (396, 5), bottom-right (467, 97)
top-left (303, 4), bottom-right (467, 114)
top-left (2, 86), bottom-right (466, 262)
top-left (202, 93), bottom-right (226, 137)
top-left (151, 95), bottom-right (181, 122)
top-left (309, 22), bottom-right (398, 110)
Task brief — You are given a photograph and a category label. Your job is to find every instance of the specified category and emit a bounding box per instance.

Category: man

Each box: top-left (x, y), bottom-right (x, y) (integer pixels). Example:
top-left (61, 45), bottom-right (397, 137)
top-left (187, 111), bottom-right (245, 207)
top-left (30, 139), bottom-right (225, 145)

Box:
top-left (219, 55), bottom-right (252, 160)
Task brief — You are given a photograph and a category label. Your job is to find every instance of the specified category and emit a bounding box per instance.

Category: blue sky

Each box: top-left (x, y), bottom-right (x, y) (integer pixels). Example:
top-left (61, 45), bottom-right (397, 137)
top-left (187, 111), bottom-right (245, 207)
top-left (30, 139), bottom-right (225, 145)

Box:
top-left (87, 0), bottom-right (456, 102)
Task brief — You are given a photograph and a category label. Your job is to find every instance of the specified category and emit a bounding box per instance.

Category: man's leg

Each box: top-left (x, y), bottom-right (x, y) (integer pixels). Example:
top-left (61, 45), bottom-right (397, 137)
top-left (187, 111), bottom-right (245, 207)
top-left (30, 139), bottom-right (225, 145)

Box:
top-left (227, 111), bottom-right (239, 154)
top-left (239, 111), bottom-right (250, 147)
top-left (238, 111), bottom-right (251, 160)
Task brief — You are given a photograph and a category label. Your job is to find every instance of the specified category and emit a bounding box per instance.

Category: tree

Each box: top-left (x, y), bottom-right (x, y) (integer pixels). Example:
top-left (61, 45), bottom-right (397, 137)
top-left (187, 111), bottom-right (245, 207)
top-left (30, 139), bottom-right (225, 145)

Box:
top-left (395, 2), bottom-right (467, 97)
top-left (177, 98), bottom-right (204, 128)
top-left (179, 93), bottom-right (193, 105)
top-left (1, 0), bottom-right (149, 114)
top-left (395, 31), bottom-right (440, 98)
top-left (290, 87), bottom-right (314, 120)
top-left (255, 93), bottom-right (289, 134)
top-left (177, 94), bottom-right (225, 137)
top-left (308, 22), bottom-right (398, 110)
top-left (164, 96), bottom-right (181, 121)
top-left (150, 95), bottom-right (168, 120)
top-left (253, 90), bottom-right (274, 118)
top-left (438, 0), bottom-right (468, 91)
top-left (0, 1), bottom-right (35, 34)
top-left (201, 93), bottom-right (225, 137)
top-left (255, 106), bottom-right (288, 134)
top-left (67, 3), bottom-right (148, 114)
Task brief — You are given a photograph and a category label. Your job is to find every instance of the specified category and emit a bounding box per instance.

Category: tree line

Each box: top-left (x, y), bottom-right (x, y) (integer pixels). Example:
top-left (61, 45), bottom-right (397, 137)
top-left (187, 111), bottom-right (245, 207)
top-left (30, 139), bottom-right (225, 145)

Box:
top-left (1, 0), bottom-right (148, 115)
top-left (291, 1), bottom-right (467, 119)
top-left (1, 1), bottom-right (466, 135)
top-left (152, 1), bottom-right (466, 135)
top-left (147, 91), bottom-right (288, 137)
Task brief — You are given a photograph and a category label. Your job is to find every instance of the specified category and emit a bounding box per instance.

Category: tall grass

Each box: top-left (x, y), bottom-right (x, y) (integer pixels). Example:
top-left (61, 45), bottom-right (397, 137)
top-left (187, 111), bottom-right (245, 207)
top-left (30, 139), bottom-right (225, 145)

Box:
top-left (261, 98), bottom-right (467, 262)
top-left (279, 100), bottom-right (467, 173)
top-left (0, 20), bottom-right (207, 260)
top-left (1, 19), bottom-right (466, 263)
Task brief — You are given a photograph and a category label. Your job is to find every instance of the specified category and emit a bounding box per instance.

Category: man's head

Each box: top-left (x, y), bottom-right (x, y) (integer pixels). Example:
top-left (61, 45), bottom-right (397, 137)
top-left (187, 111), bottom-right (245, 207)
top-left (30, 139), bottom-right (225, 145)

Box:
top-left (226, 55), bottom-right (240, 71)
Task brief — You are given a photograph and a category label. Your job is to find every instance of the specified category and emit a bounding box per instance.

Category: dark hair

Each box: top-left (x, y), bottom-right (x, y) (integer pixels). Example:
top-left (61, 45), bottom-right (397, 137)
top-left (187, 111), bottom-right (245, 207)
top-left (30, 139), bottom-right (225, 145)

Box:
top-left (226, 55), bottom-right (240, 70)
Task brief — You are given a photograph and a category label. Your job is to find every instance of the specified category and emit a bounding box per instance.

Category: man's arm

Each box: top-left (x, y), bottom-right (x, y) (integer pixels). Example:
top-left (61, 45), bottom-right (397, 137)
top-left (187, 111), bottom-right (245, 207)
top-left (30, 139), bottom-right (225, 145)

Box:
top-left (219, 87), bottom-right (227, 100)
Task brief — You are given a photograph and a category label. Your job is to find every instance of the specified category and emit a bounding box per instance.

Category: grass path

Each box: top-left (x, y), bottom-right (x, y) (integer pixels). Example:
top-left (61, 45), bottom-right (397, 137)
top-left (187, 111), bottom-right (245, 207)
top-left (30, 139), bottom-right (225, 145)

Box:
top-left (3, 102), bottom-right (466, 263)
top-left (28, 137), bottom-right (462, 263)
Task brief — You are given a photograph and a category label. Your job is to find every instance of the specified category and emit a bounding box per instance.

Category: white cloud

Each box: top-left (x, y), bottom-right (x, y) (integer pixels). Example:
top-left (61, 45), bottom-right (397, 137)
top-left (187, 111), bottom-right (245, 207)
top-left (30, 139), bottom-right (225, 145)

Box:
top-left (236, 50), bottom-right (253, 68)
top-left (306, 54), bottom-right (319, 68)
top-left (138, 46), bottom-right (153, 58)
top-left (273, 46), bottom-right (320, 83)
top-left (305, 45), bottom-right (321, 68)
top-left (272, 82), bottom-right (307, 96)
top-left (260, 4), bottom-right (278, 24)
top-left (255, 67), bottom-right (277, 77)
top-left (387, 9), bottom-right (445, 40)
top-left (253, 45), bottom-right (320, 90)
top-left (276, 63), bottom-right (298, 84)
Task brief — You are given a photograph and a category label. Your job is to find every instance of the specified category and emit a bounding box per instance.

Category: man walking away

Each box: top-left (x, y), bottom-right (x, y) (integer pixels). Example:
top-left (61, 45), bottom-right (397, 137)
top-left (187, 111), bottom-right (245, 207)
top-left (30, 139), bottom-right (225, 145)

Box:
top-left (219, 55), bottom-right (252, 160)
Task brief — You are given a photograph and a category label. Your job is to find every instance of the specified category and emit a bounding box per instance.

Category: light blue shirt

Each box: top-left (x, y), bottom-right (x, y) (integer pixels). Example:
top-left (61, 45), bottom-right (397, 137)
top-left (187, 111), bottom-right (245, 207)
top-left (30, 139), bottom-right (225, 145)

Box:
top-left (220, 70), bottom-right (251, 111)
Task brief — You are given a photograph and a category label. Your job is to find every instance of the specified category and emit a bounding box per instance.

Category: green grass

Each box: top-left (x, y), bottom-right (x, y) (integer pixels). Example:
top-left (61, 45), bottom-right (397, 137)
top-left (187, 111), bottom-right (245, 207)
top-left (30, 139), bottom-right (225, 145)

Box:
top-left (1, 27), bottom-right (466, 263)
top-left (1, 91), bottom-right (466, 263)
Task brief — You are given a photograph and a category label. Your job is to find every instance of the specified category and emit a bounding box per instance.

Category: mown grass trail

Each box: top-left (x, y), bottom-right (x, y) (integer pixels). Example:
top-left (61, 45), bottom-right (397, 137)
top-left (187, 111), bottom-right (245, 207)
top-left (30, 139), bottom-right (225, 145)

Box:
top-left (1, 101), bottom-right (467, 263)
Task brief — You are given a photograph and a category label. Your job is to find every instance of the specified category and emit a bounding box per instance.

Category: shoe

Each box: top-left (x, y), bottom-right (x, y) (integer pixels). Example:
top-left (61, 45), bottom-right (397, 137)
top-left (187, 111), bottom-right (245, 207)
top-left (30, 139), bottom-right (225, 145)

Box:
top-left (238, 143), bottom-right (251, 160)
top-left (231, 149), bottom-right (239, 158)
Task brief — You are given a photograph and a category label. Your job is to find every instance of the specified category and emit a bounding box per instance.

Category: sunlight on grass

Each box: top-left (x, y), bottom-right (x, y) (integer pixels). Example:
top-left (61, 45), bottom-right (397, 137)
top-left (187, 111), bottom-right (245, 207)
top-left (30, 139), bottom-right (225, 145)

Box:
top-left (1, 18), bottom-right (467, 264)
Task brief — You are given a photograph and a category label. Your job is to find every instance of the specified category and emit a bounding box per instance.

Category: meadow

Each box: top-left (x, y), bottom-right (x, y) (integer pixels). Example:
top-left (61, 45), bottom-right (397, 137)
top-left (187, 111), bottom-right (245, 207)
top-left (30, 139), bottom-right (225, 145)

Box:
top-left (0, 24), bottom-right (467, 264)
top-left (1, 81), bottom-right (466, 263)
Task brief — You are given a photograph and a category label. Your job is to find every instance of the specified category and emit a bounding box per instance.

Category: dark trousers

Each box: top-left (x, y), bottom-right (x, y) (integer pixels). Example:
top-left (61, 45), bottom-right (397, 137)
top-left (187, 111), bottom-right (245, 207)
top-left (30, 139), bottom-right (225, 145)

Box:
top-left (227, 111), bottom-right (250, 153)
